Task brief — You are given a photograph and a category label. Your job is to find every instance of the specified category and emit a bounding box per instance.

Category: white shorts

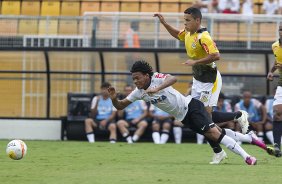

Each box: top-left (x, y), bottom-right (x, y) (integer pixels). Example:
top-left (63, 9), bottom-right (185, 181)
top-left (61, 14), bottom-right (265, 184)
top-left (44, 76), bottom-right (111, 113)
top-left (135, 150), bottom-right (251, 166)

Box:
top-left (191, 70), bottom-right (222, 107)
top-left (273, 86), bottom-right (282, 106)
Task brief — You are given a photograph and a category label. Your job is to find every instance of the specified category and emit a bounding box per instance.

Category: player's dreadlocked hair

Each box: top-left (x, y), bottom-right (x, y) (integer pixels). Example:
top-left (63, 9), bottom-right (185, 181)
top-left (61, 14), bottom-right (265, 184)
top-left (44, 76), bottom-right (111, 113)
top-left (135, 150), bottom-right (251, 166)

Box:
top-left (130, 60), bottom-right (153, 77)
top-left (184, 7), bottom-right (202, 21)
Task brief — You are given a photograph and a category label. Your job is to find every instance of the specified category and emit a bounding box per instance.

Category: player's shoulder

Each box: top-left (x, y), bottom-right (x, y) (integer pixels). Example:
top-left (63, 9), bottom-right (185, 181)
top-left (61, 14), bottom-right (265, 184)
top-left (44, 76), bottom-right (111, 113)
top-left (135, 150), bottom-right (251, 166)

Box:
top-left (201, 31), bottom-right (213, 40)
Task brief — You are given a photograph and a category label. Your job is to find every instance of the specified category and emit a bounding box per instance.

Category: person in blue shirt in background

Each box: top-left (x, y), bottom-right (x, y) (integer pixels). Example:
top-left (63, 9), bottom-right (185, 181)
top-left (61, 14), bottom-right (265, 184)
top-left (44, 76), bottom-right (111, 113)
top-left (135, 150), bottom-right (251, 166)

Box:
top-left (85, 82), bottom-right (117, 143)
top-left (117, 84), bottom-right (149, 143)
top-left (235, 90), bottom-right (267, 141)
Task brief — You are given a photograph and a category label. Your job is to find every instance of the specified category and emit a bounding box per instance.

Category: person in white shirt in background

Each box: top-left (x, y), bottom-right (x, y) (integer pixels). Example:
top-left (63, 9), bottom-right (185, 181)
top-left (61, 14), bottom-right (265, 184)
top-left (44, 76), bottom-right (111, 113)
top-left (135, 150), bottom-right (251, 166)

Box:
top-left (262, 0), bottom-right (278, 15)
top-left (218, 0), bottom-right (240, 13)
top-left (242, 0), bottom-right (254, 15)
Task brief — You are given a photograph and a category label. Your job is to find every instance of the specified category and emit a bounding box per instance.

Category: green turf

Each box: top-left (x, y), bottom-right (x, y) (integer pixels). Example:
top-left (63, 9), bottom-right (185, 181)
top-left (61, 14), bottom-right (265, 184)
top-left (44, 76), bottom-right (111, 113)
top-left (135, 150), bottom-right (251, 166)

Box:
top-left (0, 141), bottom-right (282, 184)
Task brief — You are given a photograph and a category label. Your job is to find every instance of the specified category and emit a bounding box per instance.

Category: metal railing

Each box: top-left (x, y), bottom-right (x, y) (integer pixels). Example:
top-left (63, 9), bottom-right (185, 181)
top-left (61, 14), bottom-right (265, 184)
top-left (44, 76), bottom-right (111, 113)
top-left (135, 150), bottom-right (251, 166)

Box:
top-left (0, 13), bottom-right (280, 49)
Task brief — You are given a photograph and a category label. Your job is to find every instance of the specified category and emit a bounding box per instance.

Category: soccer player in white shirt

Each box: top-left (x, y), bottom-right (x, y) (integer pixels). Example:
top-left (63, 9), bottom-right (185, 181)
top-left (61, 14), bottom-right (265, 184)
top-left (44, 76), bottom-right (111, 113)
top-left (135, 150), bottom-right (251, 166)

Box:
top-left (108, 60), bottom-right (257, 165)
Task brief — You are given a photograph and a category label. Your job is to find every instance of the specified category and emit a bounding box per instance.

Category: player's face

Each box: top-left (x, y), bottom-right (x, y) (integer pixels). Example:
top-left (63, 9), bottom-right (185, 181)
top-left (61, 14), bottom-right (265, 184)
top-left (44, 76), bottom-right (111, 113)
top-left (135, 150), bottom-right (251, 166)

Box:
top-left (184, 14), bottom-right (200, 33)
top-left (243, 92), bottom-right (252, 105)
top-left (132, 72), bottom-right (150, 89)
top-left (101, 87), bottom-right (109, 98)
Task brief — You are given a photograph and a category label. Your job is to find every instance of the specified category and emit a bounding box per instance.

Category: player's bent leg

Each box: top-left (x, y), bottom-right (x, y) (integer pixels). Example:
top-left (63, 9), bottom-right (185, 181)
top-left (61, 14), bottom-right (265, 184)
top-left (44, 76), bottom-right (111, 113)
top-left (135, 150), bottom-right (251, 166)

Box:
top-left (108, 123), bottom-right (117, 143)
top-left (85, 118), bottom-right (96, 143)
top-left (272, 104), bottom-right (282, 157)
top-left (160, 122), bottom-right (171, 144)
top-left (204, 127), bottom-right (257, 165)
top-left (133, 120), bottom-right (148, 142)
top-left (152, 122), bottom-right (161, 144)
top-left (117, 120), bottom-right (132, 144)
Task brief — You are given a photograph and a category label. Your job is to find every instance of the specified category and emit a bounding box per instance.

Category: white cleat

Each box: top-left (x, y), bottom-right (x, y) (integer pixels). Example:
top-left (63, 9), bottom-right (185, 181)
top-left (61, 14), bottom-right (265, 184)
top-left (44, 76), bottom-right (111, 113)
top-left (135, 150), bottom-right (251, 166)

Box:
top-left (235, 110), bottom-right (249, 134)
top-left (209, 150), bottom-right (228, 165)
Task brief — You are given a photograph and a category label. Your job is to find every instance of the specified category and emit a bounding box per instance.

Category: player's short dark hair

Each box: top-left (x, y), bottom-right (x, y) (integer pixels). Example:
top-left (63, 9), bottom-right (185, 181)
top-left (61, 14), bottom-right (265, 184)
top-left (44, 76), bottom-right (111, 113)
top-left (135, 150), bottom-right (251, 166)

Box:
top-left (130, 60), bottom-right (153, 77)
top-left (184, 7), bottom-right (202, 20)
top-left (101, 82), bottom-right (111, 89)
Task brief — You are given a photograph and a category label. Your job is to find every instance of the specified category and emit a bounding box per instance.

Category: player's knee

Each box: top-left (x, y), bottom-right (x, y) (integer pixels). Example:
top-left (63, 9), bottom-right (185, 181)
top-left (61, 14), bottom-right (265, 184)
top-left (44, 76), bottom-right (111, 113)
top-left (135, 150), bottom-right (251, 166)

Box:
top-left (163, 123), bottom-right (171, 130)
top-left (84, 118), bottom-right (92, 126)
top-left (108, 123), bottom-right (116, 131)
top-left (117, 120), bottom-right (126, 127)
top-left (139, 121), bottom-right (148, 128)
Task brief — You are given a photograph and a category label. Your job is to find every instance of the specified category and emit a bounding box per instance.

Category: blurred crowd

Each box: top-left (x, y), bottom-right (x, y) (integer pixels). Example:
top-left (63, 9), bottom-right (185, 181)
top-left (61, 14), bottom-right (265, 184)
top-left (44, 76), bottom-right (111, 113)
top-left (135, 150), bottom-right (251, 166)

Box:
top-left (193, 0), bottom-right (282, 15)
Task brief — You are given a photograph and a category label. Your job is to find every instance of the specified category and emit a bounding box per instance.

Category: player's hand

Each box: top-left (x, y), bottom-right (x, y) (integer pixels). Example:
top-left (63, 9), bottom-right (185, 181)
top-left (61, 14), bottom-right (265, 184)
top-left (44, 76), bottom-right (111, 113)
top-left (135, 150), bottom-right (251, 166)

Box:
top-left (108, 87), bottom-right (117, 99)
top-left (145, 87), bottom-right (160, 95)
top-left (275, 63), bottom-right (282, 70)
top-left (182, 60), bottom-right (196, 66)
top-left (153, 13), bottom-right (166, 24)
top-left (267, 72), bottom-right (274, 81)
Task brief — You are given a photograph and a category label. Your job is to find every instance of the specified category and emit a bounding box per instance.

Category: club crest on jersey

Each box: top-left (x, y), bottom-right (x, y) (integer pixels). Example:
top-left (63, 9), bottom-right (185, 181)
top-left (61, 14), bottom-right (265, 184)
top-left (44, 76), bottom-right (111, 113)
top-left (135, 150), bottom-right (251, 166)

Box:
top-left (191, 42), bottom-right (197, 49)
top-left (150, 95), bottom-right (167, 104)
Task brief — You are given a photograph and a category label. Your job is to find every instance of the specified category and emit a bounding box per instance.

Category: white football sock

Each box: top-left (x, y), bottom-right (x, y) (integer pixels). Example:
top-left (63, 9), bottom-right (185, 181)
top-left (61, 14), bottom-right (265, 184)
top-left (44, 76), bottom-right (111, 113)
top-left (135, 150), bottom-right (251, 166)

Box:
top-left (152, 132), bottom-right (160, 144)
top-left (224, 129), bottom-right (252, 143)
top-left (266, 131), bottom-right (274, 145)
top-left (257, 132), bottom-right (264, 141)
top-left (197, 133), bottom-right (205, 144)
top-left (86, 133), bottom-right (95, 143)
top-left (173, 127), bottom-right (182, 144)
top-left (132, 135), bottom-right (139, 142)
top-left (220, 135), bottom-right (250, 160)
top-left (160, 131), bottom-right (170, 144)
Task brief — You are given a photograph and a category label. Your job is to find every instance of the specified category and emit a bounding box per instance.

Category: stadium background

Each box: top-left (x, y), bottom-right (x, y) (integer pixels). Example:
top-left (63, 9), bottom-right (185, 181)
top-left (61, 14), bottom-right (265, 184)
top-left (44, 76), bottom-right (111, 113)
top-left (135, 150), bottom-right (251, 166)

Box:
top-left (0, 0), bottom-right (280, 140)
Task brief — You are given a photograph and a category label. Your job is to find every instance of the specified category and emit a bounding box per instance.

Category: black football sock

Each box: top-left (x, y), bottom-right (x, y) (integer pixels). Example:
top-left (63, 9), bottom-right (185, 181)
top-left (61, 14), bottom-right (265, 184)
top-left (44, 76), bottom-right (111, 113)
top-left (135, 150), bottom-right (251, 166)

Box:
top-left (206, 138), bottom-right (222, 153)
top-left (273, 121), bottom-right (282, 148)
top-left (212, 111), bottom-right (242, 123)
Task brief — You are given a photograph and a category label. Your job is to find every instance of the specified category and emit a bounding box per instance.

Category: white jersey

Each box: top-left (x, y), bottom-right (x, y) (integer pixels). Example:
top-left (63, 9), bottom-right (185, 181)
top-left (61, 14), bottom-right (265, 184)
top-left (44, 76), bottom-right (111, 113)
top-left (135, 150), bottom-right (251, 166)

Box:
top-left (126, 72), bottom-right (192, 121)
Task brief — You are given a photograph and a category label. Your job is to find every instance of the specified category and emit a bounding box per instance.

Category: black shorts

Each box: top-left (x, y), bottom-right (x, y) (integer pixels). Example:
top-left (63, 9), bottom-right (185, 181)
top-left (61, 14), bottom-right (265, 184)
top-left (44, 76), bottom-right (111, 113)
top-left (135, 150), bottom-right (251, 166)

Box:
top-left (182, 98), bottom-right (215, 135)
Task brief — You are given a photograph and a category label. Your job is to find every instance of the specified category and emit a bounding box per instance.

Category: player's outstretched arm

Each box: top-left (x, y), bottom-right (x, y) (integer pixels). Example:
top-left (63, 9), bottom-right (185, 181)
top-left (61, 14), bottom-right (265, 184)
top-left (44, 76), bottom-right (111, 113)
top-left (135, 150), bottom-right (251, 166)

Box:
top-left (267, 60), bottom-right (278, 81)
top-left (153, 13), bottom-right (180, 40)
top-left (108, 87), bottom-right (132, 110)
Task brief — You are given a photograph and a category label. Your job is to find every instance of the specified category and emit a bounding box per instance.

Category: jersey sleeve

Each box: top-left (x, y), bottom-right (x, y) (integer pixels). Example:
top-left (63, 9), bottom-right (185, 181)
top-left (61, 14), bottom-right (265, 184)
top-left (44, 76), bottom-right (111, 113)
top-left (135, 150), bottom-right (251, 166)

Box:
top-left (153, 72), bottom-right (168, 84)
top-left (252, 99), bottom-right (262, 109)
top-left (126, 88), bottom-right (141, 102)
top-left (90, 96), bottom-right (98, 109)
top-left (178, 29), bottom-right (185, 42)
top-left (200, 33), bottom-right (219, 54)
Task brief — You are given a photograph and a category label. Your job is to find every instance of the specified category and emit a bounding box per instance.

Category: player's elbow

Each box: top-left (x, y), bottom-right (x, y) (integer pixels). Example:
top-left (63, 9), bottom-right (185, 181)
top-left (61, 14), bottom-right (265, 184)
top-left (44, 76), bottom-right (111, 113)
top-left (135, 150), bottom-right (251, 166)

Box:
top-left (213, 53), bottom-right (220, 61)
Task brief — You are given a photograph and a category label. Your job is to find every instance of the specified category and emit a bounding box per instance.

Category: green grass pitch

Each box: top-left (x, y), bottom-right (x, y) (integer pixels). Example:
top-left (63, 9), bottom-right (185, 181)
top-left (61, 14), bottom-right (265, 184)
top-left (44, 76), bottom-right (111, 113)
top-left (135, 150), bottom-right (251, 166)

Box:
top-left (1, 140), bottom-right (282, 184)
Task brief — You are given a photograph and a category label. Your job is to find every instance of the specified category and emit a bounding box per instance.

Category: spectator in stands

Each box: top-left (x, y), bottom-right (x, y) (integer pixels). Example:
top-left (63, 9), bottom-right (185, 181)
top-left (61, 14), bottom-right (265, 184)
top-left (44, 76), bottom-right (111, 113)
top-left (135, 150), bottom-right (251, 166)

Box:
top-left (123, 21), bottom-right (140, 48)
top-left (262, 0), bottom-right (278, 15)
top-left (84, 82), bottom-right (117, 143)
top-left (117, 84), bottom-right (148, 143)
top-left (279, 0), bottom-right (282, 13)
top-left (149, 105), bottom-right (174, 144)
top-left (218, 0), bottom-right (240, 13)
top-left (193, 0), bottom-right (212, 13)
top-left (234, 90), bottom-right (267, 141)
top-left (242, 0), bottom-right (254, 15)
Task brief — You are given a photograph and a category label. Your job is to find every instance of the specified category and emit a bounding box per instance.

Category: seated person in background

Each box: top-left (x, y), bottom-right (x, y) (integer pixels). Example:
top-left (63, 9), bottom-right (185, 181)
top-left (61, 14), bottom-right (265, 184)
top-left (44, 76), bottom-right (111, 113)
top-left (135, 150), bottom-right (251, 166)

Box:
top-left (84, 82), bottom-right (117, 143)
top-left (149, 105), bottom-right (174, 144)
top-left (235, 90), bottom-right (267, 141)
top-left (214, 93), bottom-right (235, 130)
top-left (117, 85), bottom-right (148, 143)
